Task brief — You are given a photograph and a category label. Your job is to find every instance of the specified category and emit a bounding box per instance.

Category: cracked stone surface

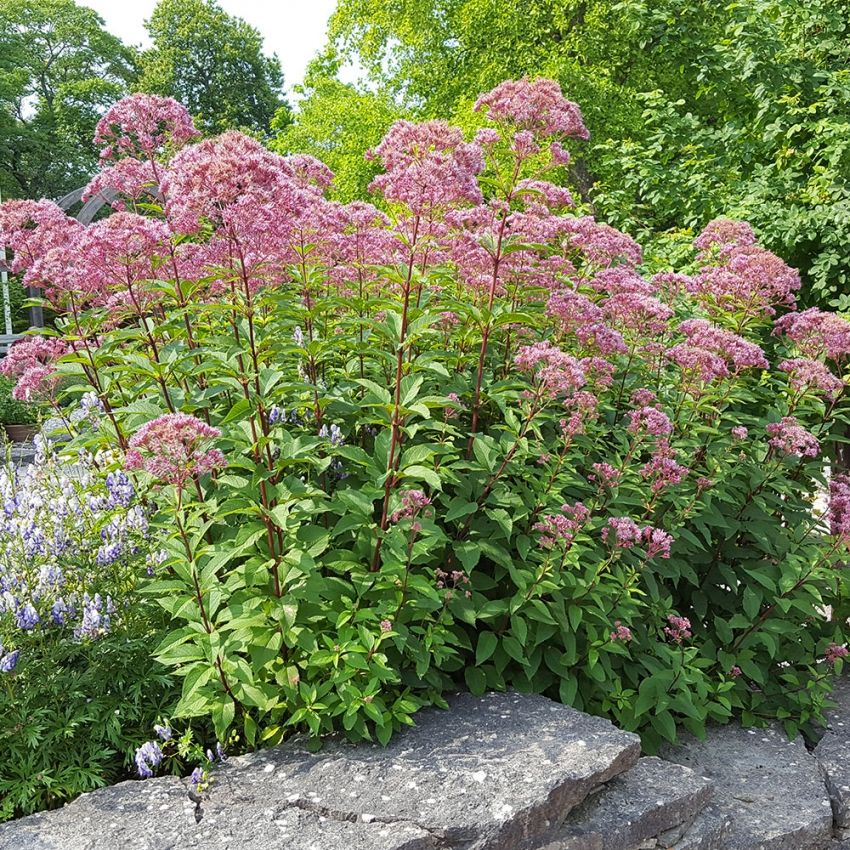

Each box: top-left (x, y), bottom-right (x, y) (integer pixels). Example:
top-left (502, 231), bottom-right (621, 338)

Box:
top-left (661, 725), bottom-right (833, 850)
top-left (815, 676), bottom-right (850, 829)
top-left (0, 691), bottom-right (641, 850)
top-left (665, 801), bottom-right (731, 850)
top-left (527, 757), bottom-right (713, 850)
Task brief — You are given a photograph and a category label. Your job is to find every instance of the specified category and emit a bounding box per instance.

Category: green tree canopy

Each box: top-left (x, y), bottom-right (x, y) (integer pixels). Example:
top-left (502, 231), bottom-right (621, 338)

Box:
top-left (0, 0), bottom-right (136, 200)
top-left (271, 56), bottom-right (403, 202)
top-left (137, 0), bottom-right (289, 136)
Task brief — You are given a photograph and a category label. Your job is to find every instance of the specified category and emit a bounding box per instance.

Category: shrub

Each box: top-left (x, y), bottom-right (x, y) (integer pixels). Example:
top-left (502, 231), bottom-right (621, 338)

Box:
top-left (0, 440), bottom-right (176, 818)
top-left (1, 82), bottom-right (849, 755)
top-left (0, 376), bottom-right (42, 426)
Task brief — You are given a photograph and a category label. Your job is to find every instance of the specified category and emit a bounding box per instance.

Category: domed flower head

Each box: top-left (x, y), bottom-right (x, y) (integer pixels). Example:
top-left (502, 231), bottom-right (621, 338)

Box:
top-left (125, 413), bottom-right (226, 488)
top-left (765, 416), bottom-right (819, 458)
top-left (94, 94), bottom-right (199, 162)
top-left (0, 199), bottom-right (82, 279)
top-left (0, 336), bottom-right (68, 401)
top-left (368, 120), bottom-right (484, 213)
top-left (474, 78), bottom-right (589, 140)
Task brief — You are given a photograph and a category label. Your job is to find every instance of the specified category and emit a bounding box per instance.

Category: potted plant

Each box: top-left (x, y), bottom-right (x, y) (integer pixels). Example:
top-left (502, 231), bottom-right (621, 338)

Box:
top-left (0, 376), bottom-right (40, 442)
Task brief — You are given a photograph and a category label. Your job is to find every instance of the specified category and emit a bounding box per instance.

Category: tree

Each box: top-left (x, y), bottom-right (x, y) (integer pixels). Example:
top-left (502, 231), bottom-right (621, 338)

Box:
top-left (326, 0), bottom-right (850, 308)
top-left (137, 0), bottom-right (289, 136)
top-left (0, 0), bottom-right (136, 200)
top-left (270, 56), bottom-right (402, 202)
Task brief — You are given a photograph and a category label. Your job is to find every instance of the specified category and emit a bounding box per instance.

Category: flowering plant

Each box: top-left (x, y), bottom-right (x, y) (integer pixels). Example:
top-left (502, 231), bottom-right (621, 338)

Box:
top-left (2, 82), bottom-right (849, 752)
top-left (0, 438), bottom-right (175, 819)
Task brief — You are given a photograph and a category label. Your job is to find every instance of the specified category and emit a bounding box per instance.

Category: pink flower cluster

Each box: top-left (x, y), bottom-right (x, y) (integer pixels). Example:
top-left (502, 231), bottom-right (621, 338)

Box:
top-left (664, 615), bottom-right (692, 643)
top-left (641, 441), bottom-right (689, 493)
top-left (368, 120), bottom-right (484, 213)
top-left (825, 643), bottom-right (849, 666)
top-left (693, 218), bottom-right (756, 258)
top-left (474, 78), bottom-right (589, 140)
top-left (778, 358), bottom-right (844, 400)
top-left (610, 621), bottom-right (633, 642)
top-left (125, 414), bottom-right (226, 488)
top-left (774, 308), bottom-right (850, 361)
top-left (602, 517), bottom-right (673, 559)
top-left (627, 406), bottom-right (673, 438)
top-left (94, 93), bottom-right (199, 162)
top-left (514, 341), bottom-right (586, 399)
top-left (533, 501), bottom-right (590, 548)
top-left (829, 475), bottom-right (850, 544)
top-left (678, 319), bottom-right (769, 372)
top-left (390, 489), bottom-right (432, 524)
top-left (765, 417), bottom-right (819, 458)
top-left (690, 221), bottom-right (800, 318)
top-left (0, 336), bottom-right (68, 400)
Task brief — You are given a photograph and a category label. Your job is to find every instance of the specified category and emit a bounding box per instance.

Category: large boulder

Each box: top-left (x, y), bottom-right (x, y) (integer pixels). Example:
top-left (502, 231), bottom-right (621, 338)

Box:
top-left (0, 691), bottom-right (641, 850)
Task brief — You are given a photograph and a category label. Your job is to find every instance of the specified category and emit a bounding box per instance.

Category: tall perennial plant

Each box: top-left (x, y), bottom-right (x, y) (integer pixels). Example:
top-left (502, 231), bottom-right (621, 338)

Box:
top-left (1, 81), bottom-right (849, 754)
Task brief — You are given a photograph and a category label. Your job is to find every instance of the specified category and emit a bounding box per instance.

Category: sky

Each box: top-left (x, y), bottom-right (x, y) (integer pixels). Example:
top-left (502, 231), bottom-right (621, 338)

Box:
top-left (79, 1), bottom-right (340, 93)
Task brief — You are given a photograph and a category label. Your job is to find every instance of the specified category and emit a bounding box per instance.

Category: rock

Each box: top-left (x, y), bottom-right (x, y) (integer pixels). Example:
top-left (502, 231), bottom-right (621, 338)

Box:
top-left (665, 801), bottom-right (731, 850)
top-left (0, 777), bottom-right (436, 850)
top-left (815, 675), bottom-right (850, 829)
top-left (0, 691), bottom-right (641, 850)
top-left (528, 757), bottom-right (713, 850)
top-left (661, 725), bottom-right (833, 850)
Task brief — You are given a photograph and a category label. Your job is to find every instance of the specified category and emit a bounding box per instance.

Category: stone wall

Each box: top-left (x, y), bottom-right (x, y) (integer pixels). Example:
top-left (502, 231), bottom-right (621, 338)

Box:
top-left (2, 687), bottom-right (850, 850)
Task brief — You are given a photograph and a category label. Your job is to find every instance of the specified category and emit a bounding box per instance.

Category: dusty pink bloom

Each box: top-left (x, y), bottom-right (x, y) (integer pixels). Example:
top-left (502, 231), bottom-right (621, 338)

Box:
top-left (825, 643), bottom-right (849, 666)
top-left (641, 449), bottom-right (689, 493)
top-left (589, 267), bottom-right (657, 297)
top-left (390, 489), bottom-right (432, 523)
top-left (546, 290), bottom-right (627, 355)
top-left (62, 213), bottom-right (171, 311)
top-left (696, 477), bottom-right (713, 491)
top-left (473, 128), bottom-right (500, 147)
top-left (474, 78), bottom-right (589, 140)
top-left (1, 337), bottom-right (68, 401)
top-left (562, 216), bottom-right (642, 269)
top-left (690, 244), bottom-right (800, 318)
top-left (610, 621), bottom-right (633, 642)
top-left (779, 358), bottom-right (844, 400)
top-left (774, 308), bottom-right (850, 361)
top-left (678, 319), bottom-right (769, 372)
top-left (627, 406), bottom-right (673, 438)
top-left (369, 120), bottom-right (484, 212)
top-left (589, 462), bottom-right (621, 490)
top-left (642, 526), bottom-right (674, 560)
top-left (603, 292), bottom-right (673, 336)
top-left (94, 93), bottom-right (199, 161)
top-left (0, 199), bottom-right (83, 281)
top-left (515, 179), bottom-right (574, 210)
top-left (766, 417), bottom-right (819, 458)
top-left (664, 615), bottom-right (692, 643)
top-left (730, 665), bottom-right (743, 678)
top-left (380, 619), bottom-right (393, 633)
top-left (630, 389), bottom-right (657, 407)
top-left (284, 154), bottom-right (335, 190)
top-left (126, 413), bottom-right (225, 487)
top-left (83, 159), bottom-right (158, 204)
top-left (514, 341), bottom-right (586, 399)
top-left (0, 337), bottom-right (68, 378)
top-left (602, 517), bottom-right (642, 549)
top-left (533, 501), bottom-right (590, 548)
top-left (694, 218), bottom-right (757, 258)
top-left (666, 344), bottom-right (729, 384)
top-left (829, 475), bottom-right (850, 543)
top-left (731, 426), bottom-right (748, 440)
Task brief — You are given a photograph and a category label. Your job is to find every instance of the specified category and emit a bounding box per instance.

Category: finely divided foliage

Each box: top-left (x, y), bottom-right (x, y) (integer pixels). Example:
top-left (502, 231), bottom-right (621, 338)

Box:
top-left (1, 80), bottom-right (850, 759)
